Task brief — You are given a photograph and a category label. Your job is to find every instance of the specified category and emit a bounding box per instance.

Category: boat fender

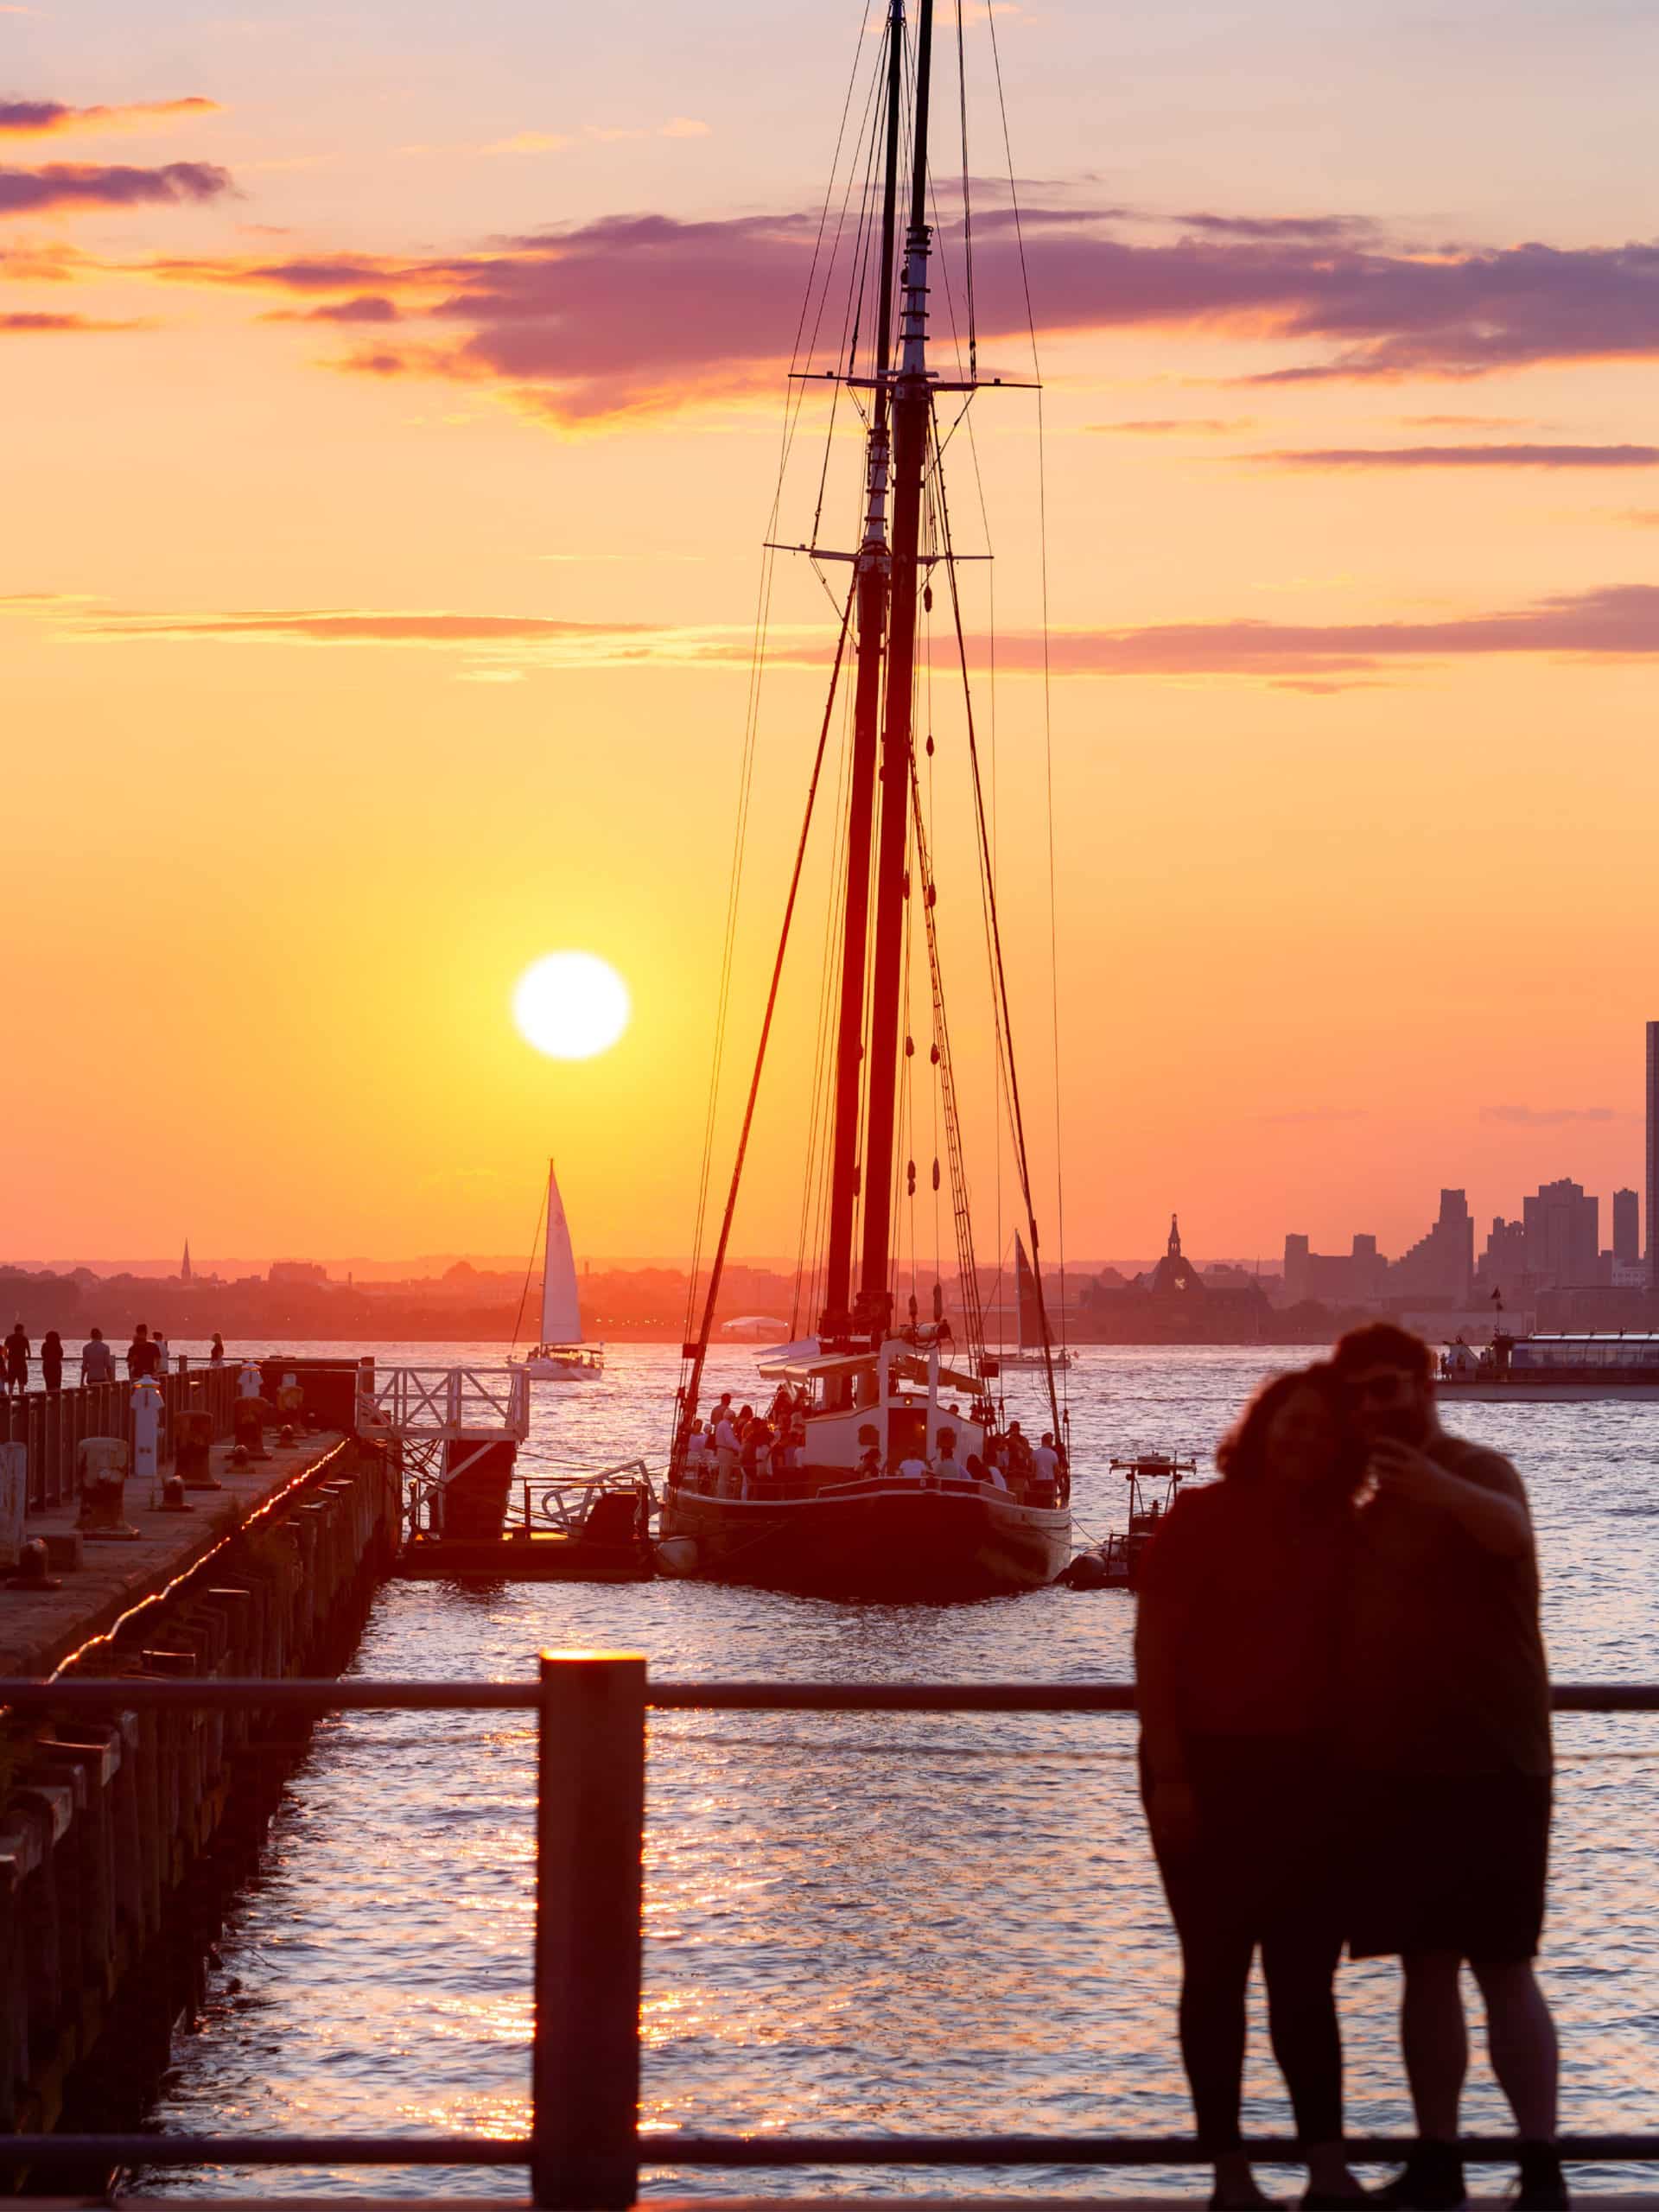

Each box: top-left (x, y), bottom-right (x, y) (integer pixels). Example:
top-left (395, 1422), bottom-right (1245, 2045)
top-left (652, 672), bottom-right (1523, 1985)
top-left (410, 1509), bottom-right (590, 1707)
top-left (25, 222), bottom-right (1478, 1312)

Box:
top-left (654, 1536), bottom-right (700, 1579)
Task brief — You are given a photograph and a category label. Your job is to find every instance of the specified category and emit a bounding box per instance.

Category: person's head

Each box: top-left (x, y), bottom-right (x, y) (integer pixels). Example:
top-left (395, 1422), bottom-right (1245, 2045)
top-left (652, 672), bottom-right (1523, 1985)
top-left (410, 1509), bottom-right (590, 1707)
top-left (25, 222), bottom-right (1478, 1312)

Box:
top-left (1217, 1364), bottom-right (1356, 1497)
top-left (1041, 1432), bottom-right (1054, 1449)
top-left (1008, 1420), bottom-right (1022, 1435)
top-left (90, 1327), bottom-right (103, 1342)
top-left (965, 1452), bottom-right (985, 1478)
top-left (135, 1322), bottom-right (148, 1340)
top-left (1332, 1322), bottom-right (1436, 1446)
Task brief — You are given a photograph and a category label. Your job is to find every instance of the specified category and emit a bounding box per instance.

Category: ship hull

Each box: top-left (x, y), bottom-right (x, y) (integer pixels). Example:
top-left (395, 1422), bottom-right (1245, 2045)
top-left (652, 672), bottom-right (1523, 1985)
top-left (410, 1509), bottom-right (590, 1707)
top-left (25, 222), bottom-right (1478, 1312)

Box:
top-left (659, 1478), bottom-right (1070, 1600)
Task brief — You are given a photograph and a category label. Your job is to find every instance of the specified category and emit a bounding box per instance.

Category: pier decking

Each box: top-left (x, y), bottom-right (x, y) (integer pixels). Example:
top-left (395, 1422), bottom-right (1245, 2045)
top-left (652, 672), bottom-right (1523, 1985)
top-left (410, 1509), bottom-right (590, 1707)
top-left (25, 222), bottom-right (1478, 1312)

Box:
top-left (1, 1427), bottom-right (352, 1679)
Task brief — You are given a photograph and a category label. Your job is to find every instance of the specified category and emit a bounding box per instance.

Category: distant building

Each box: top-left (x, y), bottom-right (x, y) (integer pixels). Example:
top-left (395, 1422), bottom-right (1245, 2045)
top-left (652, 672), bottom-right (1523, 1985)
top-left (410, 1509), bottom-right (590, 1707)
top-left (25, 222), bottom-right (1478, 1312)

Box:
top-left (1389, 1190), bottom-right (1474, 1306)
top-left (1478, 1215), bottom-right (1529, 1294)
top-left (181, 1239), bottom-right (193, 1285)
top-left (1614, 1187), bottom-right (1640, 1266)
top-left (269, 1260), bottom-right (329, 1287)
top-left (1283, 1230), bottom-right (1388, 1308)
top-left (1522, 1179), bottom-right (1599, 1288)
top-left (1079, 1216), bottom-right (1272, 1342)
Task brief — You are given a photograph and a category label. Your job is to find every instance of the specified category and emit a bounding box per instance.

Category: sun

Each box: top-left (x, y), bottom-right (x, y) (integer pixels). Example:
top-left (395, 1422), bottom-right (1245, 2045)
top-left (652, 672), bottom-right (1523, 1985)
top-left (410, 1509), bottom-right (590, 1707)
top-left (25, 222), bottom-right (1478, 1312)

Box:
top-left (512, 950), bottom-right (632, 1061)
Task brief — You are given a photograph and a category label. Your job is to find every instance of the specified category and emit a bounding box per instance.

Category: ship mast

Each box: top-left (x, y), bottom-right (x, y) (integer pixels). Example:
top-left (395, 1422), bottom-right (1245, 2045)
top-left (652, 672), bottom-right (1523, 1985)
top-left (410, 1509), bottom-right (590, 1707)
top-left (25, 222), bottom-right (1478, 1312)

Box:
top-left (819, 0), bottom-right (905, 1342)
top-left (821, 0), bottom-right (937, 1344)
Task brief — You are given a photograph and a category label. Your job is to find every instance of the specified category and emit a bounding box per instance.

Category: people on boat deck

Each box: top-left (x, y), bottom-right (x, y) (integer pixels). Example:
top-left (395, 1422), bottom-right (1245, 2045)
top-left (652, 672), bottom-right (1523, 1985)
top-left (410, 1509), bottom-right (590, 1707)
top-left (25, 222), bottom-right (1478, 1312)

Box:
top-left (1006, 1421), bottom-right (1035, 1489)
top-left (685, 1420), bottom-right (709, 1483)
top-left (714, 1405), bottom-right (742, 1496)
top-left (856, 1443), bottom-right (883, 1479)
top-left (740, 1416), bottom-right (772, 1495)
top-left (897, 1449), bottom-right (931, 1480)
top-left (933, 1430), bottom-right (960, 1476)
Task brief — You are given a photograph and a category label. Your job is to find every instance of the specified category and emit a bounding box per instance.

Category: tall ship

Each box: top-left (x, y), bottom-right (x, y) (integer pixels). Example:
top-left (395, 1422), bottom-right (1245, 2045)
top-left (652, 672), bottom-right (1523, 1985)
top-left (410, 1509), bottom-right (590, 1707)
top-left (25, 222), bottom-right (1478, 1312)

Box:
top-left (514, 1161), bottom-right (603, 1381)
top-left (661, 0), bottom-right (1072, 1599)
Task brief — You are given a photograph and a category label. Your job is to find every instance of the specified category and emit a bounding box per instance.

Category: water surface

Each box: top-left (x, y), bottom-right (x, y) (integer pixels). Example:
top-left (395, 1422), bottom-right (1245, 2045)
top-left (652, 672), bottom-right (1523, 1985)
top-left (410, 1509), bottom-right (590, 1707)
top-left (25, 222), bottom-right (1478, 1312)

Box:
top-left (148, 1343), bottom-right (1659, 2196)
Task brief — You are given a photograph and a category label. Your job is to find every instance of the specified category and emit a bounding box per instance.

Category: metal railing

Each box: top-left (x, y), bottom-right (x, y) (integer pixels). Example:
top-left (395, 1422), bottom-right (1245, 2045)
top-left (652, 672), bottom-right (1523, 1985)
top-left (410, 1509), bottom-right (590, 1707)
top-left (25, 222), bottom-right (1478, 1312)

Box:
top-left (4, 1364), bottom-right (242, 1513)
top-left (1, 1663), bottom-right (1656, 2205)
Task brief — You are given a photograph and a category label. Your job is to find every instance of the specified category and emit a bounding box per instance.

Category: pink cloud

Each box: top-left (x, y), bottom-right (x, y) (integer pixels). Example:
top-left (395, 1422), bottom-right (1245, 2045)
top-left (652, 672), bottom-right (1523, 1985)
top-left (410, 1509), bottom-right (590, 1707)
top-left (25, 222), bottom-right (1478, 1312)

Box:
top-left (0, 160), bottom-right (231, 216)
top-left (0, 98), bottom-right (219, 139)
top-left (1263, 443), bottom-right (1659, 468)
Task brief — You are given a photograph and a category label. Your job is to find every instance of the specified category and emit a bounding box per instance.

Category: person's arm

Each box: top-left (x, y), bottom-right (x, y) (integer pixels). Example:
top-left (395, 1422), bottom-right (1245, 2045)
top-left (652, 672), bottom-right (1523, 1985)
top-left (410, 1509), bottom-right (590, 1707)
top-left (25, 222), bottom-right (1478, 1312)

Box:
top-left (1368, 1436), bottom-right (1532, 1558)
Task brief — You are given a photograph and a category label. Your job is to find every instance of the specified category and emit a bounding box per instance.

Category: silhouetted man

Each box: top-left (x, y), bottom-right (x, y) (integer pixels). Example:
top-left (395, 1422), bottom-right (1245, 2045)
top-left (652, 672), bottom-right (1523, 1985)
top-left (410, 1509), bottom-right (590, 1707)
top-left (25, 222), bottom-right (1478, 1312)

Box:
top-left (1332, 1322), bottom-right (1563, 2211)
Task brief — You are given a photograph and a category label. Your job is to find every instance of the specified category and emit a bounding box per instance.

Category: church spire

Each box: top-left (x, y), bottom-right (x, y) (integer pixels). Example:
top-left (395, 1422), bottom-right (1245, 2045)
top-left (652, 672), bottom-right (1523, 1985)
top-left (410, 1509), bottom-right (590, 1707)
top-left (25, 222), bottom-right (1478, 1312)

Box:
top-left (1168, 1212), bottom-right (1181, 1259)
top-left (181, 1238), bottom-right (192, 1284)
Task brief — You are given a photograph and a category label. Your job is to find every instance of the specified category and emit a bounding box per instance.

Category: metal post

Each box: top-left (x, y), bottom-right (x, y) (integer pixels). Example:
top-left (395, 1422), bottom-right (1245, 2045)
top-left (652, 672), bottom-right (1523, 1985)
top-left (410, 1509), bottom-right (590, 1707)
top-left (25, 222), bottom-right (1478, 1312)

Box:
top-left (532, 1650), bottom-right (646, 2211)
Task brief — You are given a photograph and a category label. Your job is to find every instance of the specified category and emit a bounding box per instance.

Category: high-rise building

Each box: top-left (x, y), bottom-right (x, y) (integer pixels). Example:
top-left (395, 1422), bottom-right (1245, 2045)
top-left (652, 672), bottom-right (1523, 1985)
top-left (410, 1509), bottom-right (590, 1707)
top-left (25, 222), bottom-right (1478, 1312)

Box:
top-left (1649, 1021), bottom-right (1659, 1287)
top-left (1522, 1179), bottom-right (1599, 1287)
top-left (1389, 1190), bottom-right (1475, 1304)
top-left (1613, 1188), bottom-right (1640, 1266)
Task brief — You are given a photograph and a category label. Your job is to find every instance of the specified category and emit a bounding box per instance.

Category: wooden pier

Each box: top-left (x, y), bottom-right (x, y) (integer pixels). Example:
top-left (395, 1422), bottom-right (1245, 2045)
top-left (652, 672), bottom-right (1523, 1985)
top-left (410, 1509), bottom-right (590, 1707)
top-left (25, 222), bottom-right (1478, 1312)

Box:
top-left (0, 1371), bottom-right (400, 2145)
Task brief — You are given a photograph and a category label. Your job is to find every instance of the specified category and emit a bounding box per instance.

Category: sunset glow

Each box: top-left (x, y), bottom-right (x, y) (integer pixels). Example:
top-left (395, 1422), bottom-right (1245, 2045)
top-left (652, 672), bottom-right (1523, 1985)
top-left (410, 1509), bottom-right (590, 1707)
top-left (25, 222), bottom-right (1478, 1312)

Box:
top-left (5, 1), bottom-right (1658, 1268)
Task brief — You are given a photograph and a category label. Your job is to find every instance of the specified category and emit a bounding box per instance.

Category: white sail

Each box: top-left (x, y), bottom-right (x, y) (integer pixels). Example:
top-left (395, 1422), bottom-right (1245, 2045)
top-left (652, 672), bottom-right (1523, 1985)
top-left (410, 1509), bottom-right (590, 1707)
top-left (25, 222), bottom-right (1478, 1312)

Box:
top-left (539, 1162), bottom-right (583, 1346)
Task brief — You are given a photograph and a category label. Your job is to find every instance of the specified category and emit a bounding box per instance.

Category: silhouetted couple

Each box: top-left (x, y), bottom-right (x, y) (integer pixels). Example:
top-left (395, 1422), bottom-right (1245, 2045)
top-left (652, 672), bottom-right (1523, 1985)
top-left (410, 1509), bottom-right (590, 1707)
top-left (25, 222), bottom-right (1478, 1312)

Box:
top-left (1136, 1323), bottom-right (1561, 2211)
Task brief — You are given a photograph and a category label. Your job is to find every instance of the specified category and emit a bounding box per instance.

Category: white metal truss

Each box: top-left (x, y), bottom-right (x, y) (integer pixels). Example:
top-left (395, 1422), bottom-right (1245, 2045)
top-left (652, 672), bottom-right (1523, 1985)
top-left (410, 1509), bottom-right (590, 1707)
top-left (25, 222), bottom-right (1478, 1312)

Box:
top-left (356, 1365), bottom-right (531, 1445)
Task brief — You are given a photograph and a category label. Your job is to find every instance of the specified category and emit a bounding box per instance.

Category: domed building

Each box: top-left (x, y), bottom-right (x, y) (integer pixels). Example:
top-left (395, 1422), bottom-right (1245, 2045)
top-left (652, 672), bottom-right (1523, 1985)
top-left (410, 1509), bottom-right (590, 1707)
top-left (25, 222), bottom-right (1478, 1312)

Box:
top-left (1078, 1214), bottom-right (1271, 1343)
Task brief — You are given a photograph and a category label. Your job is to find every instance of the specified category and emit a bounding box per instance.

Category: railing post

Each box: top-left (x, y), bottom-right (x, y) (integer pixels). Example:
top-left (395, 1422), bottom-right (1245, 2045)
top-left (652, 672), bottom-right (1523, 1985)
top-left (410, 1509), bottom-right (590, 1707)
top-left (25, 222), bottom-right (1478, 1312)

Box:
top-left (532, 1649), bottom-right (645, 2211)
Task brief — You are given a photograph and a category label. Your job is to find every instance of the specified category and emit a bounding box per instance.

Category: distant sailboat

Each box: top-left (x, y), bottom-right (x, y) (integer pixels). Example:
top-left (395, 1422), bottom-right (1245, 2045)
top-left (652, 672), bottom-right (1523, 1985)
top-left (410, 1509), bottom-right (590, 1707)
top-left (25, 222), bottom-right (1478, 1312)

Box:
top-left (516, 1161), bottom-right (603, 1381)
top-left (995, 1232), bottom-right (1073, 1374)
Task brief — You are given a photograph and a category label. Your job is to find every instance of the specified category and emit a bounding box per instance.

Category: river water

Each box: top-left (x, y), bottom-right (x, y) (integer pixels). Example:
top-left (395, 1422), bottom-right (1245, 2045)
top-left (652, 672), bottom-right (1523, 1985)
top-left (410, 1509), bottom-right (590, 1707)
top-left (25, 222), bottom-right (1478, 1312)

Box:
top-left (145, 1342), bottom-right (1659, 2197)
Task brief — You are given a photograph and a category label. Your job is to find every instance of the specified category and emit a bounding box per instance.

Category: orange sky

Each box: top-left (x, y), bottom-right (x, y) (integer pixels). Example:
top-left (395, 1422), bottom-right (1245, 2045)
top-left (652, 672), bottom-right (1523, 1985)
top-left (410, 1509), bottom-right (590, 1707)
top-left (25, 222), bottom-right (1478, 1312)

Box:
top-left (5, 0), bottom-right (1659, 1274)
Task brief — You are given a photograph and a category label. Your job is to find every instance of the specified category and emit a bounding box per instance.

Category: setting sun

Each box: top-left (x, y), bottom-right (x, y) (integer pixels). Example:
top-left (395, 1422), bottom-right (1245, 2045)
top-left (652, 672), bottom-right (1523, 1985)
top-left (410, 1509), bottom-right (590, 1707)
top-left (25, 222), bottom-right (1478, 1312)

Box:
top-left (512, 950), bottom-right (632, 1062)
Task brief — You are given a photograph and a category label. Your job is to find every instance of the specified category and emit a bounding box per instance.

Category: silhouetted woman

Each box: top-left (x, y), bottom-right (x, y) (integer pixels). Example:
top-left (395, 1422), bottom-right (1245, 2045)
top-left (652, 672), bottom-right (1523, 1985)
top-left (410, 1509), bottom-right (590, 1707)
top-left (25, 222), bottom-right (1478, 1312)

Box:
top-left (41, 1331), bottom-right (63, 1393)
top-left (209, 1333), bottom-right (226, 1365)
top-left (1136, 1366), bottom-right (1364, 2210)
top-left (3, 1323), bottom-right (28, 1398)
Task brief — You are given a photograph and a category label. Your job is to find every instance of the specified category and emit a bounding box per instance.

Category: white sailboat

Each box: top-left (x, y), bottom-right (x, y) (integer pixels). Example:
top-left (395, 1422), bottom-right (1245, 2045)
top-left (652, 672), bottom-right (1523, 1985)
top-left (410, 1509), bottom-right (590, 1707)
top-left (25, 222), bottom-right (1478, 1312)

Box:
top-left (995, 1231), bottom-right (1074, 1373)
top-left (517, 1161), bottom-right (604, 1381)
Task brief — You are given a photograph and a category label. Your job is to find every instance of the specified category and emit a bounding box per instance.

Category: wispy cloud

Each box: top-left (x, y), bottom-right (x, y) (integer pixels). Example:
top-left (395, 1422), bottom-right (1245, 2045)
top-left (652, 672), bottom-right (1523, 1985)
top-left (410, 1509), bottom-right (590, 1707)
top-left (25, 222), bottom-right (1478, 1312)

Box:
top-left (21, 579), bottom-right (1659, 689)
top-left (0, 97), bottom-right (219, 140)
top-left (1090, 416), bottom-right (1253, 435)
top-left (1173, 211), bottom-right (1373, 242)
top-left (0, 160), bottom-right (232, 216)
top-left (1263, 442), bottom-right (1659, 469)
top-left (126, 201), bottom-right (1659, 425)
top-left (1480, 1105), bottom-right (1618, 1126)
top-left (0, 309), bottom-right (153, 332)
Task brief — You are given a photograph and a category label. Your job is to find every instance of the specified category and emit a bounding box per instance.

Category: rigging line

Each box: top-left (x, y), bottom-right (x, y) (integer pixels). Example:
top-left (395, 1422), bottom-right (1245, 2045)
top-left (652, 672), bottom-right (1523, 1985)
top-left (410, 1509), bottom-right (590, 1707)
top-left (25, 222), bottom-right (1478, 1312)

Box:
top-left (786, 0), bottom-right (878, 378)
top-left (792, 670), bottom-right (857, 1334)
top-left (937, 446), bottom-right (1063, 1449)
top-left (982, 0), bottom-right (1065, 1381)
top-left (956, 0), bottom-right (976, 379)
top-left (676, 582), bottom-right (858, 1454)
top-left (508, 1179), bottom-right (549, 1357)
top-left (809, 25), bottom-right (889, 543)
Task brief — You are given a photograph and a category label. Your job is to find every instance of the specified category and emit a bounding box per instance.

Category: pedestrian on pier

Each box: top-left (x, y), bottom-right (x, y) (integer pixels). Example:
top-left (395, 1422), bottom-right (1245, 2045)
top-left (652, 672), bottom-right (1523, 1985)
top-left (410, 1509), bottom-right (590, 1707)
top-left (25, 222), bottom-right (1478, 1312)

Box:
top-left (126, 1324), bottom-right (159, 1381)
top-left (41, 1330), bottom-right (64, 1393)
top-left (209, 1332), bottom-right (226, 1365)
top-left (4, 1323), bottom-right (28, 1398)
top-left (1333, 1322), bottom-right (1564, 2212)
top-left (80, 1327), bottom-right (114, 1386)
top-left (1136, 1365), bottom-right (1364, 2212)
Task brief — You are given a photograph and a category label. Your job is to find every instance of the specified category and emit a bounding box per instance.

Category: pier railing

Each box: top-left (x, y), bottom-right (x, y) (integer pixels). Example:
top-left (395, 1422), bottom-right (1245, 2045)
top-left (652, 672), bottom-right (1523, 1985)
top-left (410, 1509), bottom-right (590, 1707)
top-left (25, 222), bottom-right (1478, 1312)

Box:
top-left (2, 1662), bottom-right (1656, 2206)
top-left (5, 1363), bottom-right (242, 1513)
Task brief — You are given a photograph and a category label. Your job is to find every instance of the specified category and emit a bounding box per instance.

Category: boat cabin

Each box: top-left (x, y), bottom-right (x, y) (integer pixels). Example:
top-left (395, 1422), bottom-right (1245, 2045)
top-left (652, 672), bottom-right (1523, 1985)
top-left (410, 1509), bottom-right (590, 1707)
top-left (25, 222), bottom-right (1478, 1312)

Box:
top-left (757, 1332), bottom-right (988, 1472)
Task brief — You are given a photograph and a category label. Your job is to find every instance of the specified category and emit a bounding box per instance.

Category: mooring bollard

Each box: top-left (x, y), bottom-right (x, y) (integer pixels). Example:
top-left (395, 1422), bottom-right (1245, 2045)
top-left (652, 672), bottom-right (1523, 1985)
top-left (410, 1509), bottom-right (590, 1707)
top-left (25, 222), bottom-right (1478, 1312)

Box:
top-left (175, 1408), bottom-right (220, 1491)
top-left (76, 1434), bottom-right (138, 1541)
top-left (232, 1395), bottom-right (271, 1461)
top-left (531, 1649), bottom-right (645, 2212)
top-left (133, 1376), bottom-right (163, 1501)
top-left (0, 1439), bottom-right (24, 1569)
